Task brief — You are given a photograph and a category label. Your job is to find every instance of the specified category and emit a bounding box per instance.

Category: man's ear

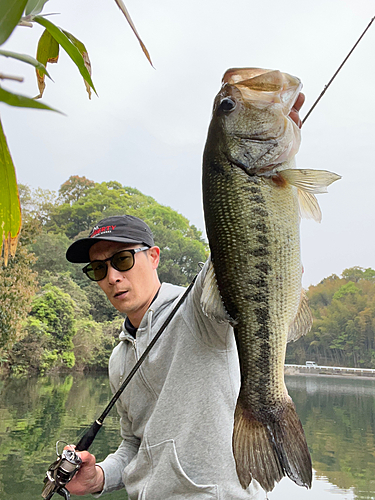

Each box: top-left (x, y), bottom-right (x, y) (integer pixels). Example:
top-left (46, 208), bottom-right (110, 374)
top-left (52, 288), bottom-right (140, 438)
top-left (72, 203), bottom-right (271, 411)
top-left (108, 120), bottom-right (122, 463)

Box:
top-left (148, 246), bottom-right (160, 269)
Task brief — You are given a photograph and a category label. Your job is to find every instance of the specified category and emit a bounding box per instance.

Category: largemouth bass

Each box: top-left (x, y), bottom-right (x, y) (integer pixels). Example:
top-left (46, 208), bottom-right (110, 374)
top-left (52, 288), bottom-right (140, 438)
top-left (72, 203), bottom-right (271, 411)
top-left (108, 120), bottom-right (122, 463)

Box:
top-left (201, 68), bottom-right (340, 492)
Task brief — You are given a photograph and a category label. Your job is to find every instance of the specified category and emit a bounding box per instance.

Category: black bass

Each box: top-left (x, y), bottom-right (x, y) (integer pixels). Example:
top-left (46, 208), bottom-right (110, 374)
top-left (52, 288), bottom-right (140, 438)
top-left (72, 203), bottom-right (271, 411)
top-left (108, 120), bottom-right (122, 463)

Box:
top-left (201, 68), bottom-right (340, 492)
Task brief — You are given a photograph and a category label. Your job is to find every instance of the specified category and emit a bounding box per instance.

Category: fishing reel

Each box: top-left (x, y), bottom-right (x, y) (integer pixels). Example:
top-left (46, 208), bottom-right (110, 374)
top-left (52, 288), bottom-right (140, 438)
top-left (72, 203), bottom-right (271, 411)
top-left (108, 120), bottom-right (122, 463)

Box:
top-left (41, 442), bottom-right (82, 500)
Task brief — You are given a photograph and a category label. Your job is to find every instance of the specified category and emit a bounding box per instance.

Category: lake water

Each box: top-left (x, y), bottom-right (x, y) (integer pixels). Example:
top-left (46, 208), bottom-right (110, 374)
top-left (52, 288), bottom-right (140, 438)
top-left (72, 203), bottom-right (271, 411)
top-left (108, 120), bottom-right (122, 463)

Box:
top-left (0, 373), bottom-right (374, 500)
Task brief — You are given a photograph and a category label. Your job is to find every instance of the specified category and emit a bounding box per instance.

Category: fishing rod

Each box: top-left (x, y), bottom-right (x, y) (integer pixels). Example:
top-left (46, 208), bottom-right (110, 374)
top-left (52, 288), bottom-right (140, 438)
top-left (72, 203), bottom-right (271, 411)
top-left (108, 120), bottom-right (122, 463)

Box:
top-left (41, 271), bottom-right (199, 500)
top-left (302, 15), bottom-right (375, 125)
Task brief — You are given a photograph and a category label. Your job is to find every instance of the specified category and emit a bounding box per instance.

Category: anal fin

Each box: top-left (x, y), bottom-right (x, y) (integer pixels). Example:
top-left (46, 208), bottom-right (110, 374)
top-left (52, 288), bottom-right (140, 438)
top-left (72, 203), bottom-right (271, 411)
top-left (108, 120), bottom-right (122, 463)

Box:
top-left (287, 289), bottom-right (313, 342)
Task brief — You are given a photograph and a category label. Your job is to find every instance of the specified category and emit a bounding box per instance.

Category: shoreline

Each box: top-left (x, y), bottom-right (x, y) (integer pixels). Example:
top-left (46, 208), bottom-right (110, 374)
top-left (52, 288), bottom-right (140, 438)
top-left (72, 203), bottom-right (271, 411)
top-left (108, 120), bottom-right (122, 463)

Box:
top-left (284, 367), bottom-right (375, 381)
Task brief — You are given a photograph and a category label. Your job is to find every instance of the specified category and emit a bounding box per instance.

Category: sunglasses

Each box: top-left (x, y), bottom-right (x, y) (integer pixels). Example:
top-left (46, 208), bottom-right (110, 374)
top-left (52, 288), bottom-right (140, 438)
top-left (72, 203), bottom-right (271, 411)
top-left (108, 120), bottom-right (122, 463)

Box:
top-left (82, 247), bottom-right (150, 282)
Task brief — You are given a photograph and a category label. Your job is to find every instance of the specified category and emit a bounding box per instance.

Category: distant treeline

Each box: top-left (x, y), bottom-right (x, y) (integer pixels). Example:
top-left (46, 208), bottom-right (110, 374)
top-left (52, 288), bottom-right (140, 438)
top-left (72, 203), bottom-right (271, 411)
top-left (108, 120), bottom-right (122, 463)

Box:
top-left (1, 176), bottom-right (374, 376)
top-left (0, 176), bottom-right (208, 376)
top-left (287, 266), bottom-right (375, 367)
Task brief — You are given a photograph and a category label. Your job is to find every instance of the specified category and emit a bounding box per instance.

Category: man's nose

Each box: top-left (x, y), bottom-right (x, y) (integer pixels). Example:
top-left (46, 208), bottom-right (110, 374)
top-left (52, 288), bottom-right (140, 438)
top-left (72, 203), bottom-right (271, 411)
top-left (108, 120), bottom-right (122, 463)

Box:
top-left (106, 263), bottom-right (124, 284)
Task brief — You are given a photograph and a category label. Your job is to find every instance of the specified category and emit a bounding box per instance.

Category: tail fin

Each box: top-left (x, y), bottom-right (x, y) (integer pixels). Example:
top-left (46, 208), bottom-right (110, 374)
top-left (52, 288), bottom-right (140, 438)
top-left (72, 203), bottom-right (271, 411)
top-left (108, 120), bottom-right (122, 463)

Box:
top-left (233, 398), bottom-right (312, 492)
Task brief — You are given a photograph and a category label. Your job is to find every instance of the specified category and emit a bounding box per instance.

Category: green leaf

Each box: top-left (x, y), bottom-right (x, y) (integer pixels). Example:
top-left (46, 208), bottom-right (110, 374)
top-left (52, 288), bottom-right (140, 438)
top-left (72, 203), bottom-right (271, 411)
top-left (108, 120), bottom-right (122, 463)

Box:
top-left (35, 28), bottom-right (59, 97)
top-left (24, 0), bottom-right (49, 16)
top-left (0, 118), bottom-right (22, 265)
top-left (0, 86), bottom-right (61, 112)
top-left (34, 16), bottom-right (97, 96)
top-left (0, 49), bottom-right (51, 78)
top-left (62, 30), bottom-right (93, 99)
top-left (0, 0), bottom-right (29, 45)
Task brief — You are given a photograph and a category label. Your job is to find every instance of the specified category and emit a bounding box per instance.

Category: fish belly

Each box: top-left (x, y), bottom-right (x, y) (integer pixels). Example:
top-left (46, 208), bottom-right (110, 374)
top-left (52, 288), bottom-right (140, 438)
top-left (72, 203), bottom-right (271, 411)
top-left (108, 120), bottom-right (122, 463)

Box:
top-left (203, 162), bottom-right (312, 492)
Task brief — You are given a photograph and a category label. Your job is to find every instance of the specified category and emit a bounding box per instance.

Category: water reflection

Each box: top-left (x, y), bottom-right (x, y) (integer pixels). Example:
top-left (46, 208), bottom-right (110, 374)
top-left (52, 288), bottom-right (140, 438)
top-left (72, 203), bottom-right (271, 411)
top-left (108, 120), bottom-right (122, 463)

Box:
top-left (0, 373), bottom-right (374, 499)
top-left (0, 374), bottom-right (125, 500)
top-left (286, 375), bottom-right (375, 500)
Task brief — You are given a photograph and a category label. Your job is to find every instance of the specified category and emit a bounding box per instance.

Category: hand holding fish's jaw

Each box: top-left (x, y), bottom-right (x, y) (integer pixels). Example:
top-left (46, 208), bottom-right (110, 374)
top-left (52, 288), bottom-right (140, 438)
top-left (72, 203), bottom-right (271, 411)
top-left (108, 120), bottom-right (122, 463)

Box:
top-left (290, 92), bottom-right (305, 128)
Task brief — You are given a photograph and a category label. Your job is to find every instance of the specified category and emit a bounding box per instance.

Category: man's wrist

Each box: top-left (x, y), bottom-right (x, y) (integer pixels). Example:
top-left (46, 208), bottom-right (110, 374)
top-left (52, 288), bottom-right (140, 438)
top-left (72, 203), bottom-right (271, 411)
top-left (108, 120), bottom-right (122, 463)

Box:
top-left (92, 465), bottom-right (105, 494)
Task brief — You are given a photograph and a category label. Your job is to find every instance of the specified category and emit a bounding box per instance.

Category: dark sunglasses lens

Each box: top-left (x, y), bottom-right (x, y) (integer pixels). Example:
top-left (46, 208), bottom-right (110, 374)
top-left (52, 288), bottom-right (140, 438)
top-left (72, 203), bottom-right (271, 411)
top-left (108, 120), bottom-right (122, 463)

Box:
top-left (86, 262), bottom-right (107, 281)
top-left (112, 251), bottom-right (134, 271)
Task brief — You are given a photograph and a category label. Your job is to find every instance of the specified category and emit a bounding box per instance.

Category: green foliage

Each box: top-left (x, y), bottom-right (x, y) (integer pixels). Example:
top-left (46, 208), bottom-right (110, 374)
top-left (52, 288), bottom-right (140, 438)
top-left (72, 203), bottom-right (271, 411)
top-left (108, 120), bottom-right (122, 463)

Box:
top-left (30, 232), bottom-right (78, 278)
top-left (7, 175), bottom-right (208, 375)
top-left (83, 282), bottom-right (123, 322)
top-left (0, 0), bottom-right (28, 46)
top-left (342, 266), bottom-right (375, 283)
top-left (286, 267), bottom-right (375, 368)
top-left (58, 175), bottom-right (95, 204)
top-left (73, 318), bottom-right (121, 370)
top-left (333, 281), bottom-right (360, 300)
top-left (0, 117), bottom-right (22, 265)
top-left (10, 284), bottom-right (78, 374)
top-left (0, 244), bottom-right (38, 357)
top-left (47, 177), bottom-right (208, 285)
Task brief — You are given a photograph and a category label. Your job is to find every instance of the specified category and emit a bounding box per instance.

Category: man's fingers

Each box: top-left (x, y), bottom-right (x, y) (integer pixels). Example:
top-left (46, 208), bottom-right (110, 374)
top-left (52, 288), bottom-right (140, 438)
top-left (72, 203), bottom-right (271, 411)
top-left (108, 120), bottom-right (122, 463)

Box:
top-left (293, 92), bottom-right (305, 112)
top-left (78, 450), bottom-right (97, 465)
top-left (290, 92), bottom-right (305, 128)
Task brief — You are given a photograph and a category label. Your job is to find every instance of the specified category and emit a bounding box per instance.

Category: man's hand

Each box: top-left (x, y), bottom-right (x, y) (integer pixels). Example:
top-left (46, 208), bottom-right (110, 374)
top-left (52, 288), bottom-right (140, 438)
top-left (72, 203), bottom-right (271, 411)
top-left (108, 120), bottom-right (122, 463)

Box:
top-left (65, 450), bottom-right (104, 496)
top-left (290, 92), bottom-right (305, 128)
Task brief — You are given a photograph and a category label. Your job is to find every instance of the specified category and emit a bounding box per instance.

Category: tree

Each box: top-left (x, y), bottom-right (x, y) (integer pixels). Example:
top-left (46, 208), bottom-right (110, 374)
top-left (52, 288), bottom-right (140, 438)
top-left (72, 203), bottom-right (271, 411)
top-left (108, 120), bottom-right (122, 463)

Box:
top-left (0, 244), bottom-right (38, 361)
top-left (47, 177), bottom-right (208, 285)
top-left (30, 232), bottom-right (77, 277)
top-left (24, 284), bottom-right (77, 373)
top-left (0, 0), bottom-right (152, 263)
top-left (342, 267), bottom-right (375, 283)
top-left (58, 175), bottom-right (95, 205)
top-left (286, 267), bottom-right (375, 367)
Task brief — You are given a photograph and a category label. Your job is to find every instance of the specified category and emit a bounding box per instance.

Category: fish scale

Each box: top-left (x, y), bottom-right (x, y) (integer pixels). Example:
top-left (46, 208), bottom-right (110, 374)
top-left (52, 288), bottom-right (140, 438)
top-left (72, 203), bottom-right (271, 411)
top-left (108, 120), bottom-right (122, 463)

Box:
top-left (201, 67), bottom-right (333, 493)
top-left (204, 164), bottom-right (301, 409)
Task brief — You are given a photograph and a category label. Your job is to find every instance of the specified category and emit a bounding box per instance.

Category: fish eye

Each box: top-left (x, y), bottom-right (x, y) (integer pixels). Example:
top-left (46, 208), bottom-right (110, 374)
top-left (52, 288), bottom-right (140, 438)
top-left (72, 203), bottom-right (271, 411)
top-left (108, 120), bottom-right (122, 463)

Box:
top-left (220, 97), bottom-right (236, 112)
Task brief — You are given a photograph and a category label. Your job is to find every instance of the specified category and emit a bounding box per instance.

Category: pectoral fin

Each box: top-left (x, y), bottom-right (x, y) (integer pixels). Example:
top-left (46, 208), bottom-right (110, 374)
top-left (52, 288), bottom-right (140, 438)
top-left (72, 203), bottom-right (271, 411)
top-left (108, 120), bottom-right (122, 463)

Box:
top-left (279, 169), bottom-right (341, 223)
top-left (201, 259), bottom-right (231, 323)
top-left (287, 289), bottom-right (313, 342)
top-left (280, 169), bottom-right (341, 194)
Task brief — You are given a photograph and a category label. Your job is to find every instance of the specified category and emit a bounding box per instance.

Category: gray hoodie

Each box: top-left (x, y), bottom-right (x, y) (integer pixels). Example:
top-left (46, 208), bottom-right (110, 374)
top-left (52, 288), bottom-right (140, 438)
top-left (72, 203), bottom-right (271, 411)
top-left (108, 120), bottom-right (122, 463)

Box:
top-left (97, 261), bottom-right (262, 499)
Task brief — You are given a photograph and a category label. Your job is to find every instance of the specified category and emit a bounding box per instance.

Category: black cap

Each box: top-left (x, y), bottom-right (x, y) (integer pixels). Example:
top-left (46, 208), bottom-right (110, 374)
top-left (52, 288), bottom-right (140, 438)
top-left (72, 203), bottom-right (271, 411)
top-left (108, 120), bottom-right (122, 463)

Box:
top-left (66, 215), bottom-right (155, 263)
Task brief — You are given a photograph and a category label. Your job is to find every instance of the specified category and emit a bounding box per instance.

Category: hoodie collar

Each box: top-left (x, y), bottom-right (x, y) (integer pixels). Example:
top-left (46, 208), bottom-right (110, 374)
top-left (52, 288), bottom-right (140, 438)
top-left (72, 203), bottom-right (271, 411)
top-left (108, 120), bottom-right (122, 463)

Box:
top-left (119, 282), bottom-right (185, 342)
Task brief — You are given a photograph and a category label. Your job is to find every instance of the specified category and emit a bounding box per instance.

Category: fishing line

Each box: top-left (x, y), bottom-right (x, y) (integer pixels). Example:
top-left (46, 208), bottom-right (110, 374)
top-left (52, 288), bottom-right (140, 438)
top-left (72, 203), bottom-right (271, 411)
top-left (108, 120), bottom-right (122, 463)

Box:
top-left (302, 16), bottom-right (375, 125)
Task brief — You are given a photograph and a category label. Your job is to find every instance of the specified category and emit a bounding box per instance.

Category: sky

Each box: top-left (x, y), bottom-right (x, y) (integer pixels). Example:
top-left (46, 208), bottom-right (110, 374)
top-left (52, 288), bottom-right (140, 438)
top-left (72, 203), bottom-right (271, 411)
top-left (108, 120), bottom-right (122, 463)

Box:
top-left (1, 0), bottom-right (374, 288)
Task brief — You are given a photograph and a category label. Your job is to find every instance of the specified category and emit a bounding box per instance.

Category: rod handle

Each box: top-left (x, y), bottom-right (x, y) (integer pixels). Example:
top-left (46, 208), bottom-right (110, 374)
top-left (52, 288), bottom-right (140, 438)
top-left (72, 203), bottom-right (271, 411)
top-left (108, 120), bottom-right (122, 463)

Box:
top-left (75, 420), bottom-right (102, 452)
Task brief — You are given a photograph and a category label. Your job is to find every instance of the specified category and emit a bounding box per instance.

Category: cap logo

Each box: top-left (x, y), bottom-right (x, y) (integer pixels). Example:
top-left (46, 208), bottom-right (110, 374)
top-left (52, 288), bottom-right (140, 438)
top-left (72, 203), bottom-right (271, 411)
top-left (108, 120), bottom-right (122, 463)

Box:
top-left (90, 225), bottom-right (117, 238)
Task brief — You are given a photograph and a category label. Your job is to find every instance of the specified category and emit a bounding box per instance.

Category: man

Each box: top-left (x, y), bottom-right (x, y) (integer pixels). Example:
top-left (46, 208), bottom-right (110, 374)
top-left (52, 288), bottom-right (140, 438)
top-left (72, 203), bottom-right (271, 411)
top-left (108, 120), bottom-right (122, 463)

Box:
top-left (65, 96), bottom-right (305, 499)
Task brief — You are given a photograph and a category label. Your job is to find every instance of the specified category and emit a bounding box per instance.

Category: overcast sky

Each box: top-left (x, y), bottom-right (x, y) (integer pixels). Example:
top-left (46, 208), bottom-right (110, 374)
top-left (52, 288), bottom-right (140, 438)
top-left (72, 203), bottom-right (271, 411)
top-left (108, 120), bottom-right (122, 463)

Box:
top-left (1, 0), bottom-right (374, 288)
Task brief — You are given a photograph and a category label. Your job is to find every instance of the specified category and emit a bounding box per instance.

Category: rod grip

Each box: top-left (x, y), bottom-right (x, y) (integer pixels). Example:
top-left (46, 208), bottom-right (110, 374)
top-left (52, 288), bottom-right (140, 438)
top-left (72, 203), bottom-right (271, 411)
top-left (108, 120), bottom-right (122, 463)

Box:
top-left (75, 420), bottom-right (102, 452)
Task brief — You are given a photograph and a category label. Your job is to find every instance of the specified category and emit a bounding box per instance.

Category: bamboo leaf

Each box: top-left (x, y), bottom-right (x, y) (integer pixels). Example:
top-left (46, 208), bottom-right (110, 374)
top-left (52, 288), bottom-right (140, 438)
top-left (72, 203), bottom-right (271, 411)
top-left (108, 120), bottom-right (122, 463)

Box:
top-left (0, 118), bottom-right (22, 265)
top-left (34, 16), bottom-right (97, 97)
top-left (24, 0), bottom-right (49, 17)
top-left (114, 0), bottom-right (154, 68)
top-left (62, 30), bottom-right (92, 99)
top-left (0, 0), bottom-right (29, 46)
top-left (0, 86), bottom-right (61, 112)
top-left (35, 28), bottom-right (59, 98)
top-left (0, 49), bottom-right (51, 78)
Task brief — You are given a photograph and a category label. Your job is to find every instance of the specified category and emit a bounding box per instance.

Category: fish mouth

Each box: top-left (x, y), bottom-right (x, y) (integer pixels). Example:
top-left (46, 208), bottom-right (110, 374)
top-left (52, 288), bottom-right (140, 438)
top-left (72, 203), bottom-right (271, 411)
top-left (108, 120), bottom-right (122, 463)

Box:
top-left (222, 67), bottom-right (302, 115)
